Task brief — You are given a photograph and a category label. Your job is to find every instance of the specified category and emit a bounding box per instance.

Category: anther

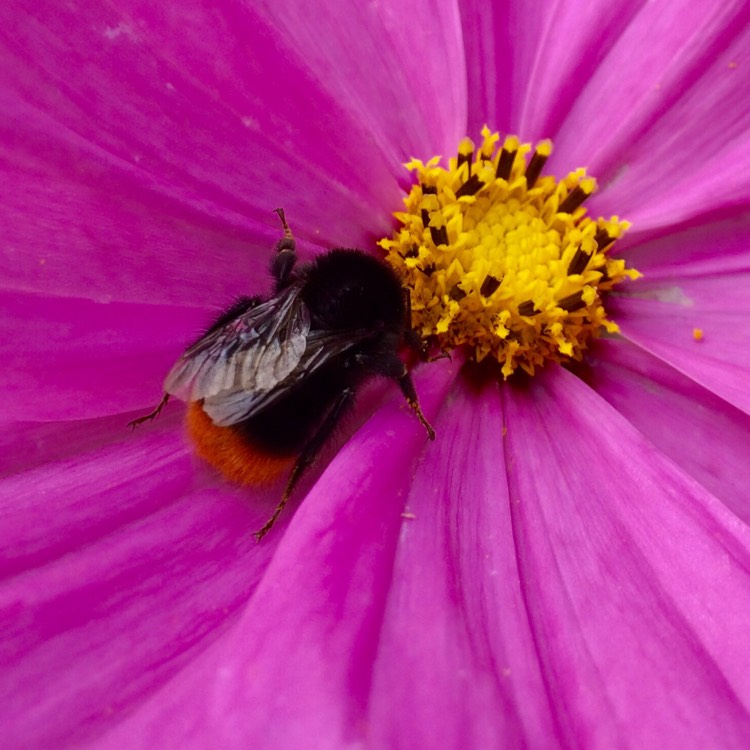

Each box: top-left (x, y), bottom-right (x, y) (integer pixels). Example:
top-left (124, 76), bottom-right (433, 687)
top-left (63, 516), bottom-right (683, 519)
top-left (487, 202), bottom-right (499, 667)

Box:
top-left (558, 179), bottom-right (595, 214)
top-left (429, 223), bottom-right (448, 247)
top-left (457, 136), bottom-right (475, 176)
top-left (594, 227), bottom-right (614, 250)
top-left (420, 185), bottom-right (437, 229)
top-left (567, 247), bottom-right (591, 276)
top-left (558, 291), bottom-right (586, 312)
top-left (525, 140), bottom-right (552, 188)
top-left (455, 174), bottom-right (485, 198)
top-left (480, 275), bottom-right (501, 297)
top-left (420, 262), bottom-right (436, 276)
top-left (496, 135), bottom-right (520, 180)
top-left (518, 300), bottom-right (540, 316)
top-left (496, 149), bottom-right (516, 180)
top-left (449, 284), bottom-right (467, 301)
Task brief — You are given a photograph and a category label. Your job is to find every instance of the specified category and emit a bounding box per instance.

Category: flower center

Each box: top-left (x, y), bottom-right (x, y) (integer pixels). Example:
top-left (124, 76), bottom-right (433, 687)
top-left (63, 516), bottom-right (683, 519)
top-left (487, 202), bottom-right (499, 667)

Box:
top-left (380, 127), bottom-right (640, 377)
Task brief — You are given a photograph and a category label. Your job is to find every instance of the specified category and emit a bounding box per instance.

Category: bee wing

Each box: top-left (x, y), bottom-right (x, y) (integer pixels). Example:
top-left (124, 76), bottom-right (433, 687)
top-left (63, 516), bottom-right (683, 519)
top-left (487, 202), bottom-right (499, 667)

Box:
top-left (201, 325), bottom-right (374, 427)
top-left (164, 283), bottom-right (310, 406)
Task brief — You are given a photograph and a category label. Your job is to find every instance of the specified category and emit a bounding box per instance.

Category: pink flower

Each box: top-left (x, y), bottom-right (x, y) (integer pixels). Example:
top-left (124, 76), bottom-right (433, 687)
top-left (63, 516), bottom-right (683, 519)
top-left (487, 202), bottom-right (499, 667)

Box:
top-left (2, 1), bottom-right (750, 748)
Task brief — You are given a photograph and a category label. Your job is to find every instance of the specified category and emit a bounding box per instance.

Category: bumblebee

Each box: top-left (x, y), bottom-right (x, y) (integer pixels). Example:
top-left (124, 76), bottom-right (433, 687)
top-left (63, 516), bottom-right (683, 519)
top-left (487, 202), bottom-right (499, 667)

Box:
top-left (131, 210), bottom-right (434, 539)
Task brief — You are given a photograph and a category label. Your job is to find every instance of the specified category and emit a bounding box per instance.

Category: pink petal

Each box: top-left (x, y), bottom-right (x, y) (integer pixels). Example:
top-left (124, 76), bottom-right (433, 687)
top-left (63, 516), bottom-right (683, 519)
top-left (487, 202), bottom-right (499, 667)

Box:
top-left (247, 0), bottom-right (467, 165)
top-left (618, 213), bottom-right (750, 278)
top-left (499, 366), bottom-right (750, 747)
top-left (554, 2), bottom-right (750, 232)
top-left (609, 266), bottom-right (750, 416)
top-left (1, 0), bottom-right (463, 309)
top-left (0, 422), bottom-right (279, 749)
top-left (512, 0), bottom-right (647, 142)
top-left (584, 339), bottom-right (750, 521)
top-left (603, 216), bottom-right (750, 419)
top-left (0, 289), bottom-right (212, 420)
top-left (457, 0), bottom-right (517, 133)
top-left (368, 376), bottom-right (556, 748)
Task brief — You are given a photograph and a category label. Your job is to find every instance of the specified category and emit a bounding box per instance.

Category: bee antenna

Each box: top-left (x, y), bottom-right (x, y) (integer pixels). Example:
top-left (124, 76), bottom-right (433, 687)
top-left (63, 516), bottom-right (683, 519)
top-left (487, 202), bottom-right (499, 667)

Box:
top-left (274, 208), bottom-right (294, 240)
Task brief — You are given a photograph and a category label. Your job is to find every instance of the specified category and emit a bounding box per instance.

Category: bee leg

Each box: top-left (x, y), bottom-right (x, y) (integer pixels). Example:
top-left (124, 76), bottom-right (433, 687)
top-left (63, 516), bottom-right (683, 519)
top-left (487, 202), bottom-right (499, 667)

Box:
top-left (271, 208), bottom-right (298, 290)
top-left (254, 387), bottom-right (355, 541)
top-left (396, 372), bottom-right (436, 441)
top-left (357, 351), bottom-right (436, 440)
top-left (127, 393), bottom-right (170, 429)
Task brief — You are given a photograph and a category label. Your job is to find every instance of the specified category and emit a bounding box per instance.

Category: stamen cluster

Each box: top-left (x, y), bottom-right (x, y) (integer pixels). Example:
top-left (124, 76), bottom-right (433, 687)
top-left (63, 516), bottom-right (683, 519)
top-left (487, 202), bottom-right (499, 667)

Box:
top-left (381, 127), bottom-right (639, 377)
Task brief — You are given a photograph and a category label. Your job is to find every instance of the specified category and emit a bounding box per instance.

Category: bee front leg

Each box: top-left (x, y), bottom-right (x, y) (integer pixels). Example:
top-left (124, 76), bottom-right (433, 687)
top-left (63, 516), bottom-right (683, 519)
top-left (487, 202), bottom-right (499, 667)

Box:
top-left (271, 208), bottom-right (298, 290)
top-left (357, 350), bottom-right (436, 440)
top-left (395, 371), bottom-right (436, 441)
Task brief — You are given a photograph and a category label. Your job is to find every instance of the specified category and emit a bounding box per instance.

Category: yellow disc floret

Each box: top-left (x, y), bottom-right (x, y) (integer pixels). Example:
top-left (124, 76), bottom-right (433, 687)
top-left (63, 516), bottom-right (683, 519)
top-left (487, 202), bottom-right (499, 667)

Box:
top-left (380, 127), bottom-right (640, 377)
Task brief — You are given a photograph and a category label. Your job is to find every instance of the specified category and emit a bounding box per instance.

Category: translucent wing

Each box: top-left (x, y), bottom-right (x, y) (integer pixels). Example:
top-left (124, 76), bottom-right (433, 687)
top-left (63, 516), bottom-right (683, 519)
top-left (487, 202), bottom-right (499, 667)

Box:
top-left (164, 283), bottom-right (309, 408)
top-left (200, 325), bottom-right (373, 426)
top-left (165, 283), bottom-right (374, 427)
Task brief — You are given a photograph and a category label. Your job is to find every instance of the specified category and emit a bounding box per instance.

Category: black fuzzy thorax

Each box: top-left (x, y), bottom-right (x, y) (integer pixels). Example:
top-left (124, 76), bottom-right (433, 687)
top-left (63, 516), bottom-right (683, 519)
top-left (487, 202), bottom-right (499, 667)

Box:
top-left (302, 249), bottom-right (405, 331)
top-left (236, 249), bottom-right (407, 455)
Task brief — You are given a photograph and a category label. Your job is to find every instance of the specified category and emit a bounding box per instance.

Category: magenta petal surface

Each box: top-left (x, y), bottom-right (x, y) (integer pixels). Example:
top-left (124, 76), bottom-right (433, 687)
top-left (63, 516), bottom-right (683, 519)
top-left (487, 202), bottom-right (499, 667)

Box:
top-left (4, 0), bottom-right (750, 747)
top-left (514, 0), bottom-right (648, 142)
top-left (0, 290), bottom-right (211, 419)
top-left (604, 215), bottom-right (750, 415)
top-left (368, 377), bottom-right (555, 748)
top-left (248, 0), bottom-right (467, 166)
top-left (587, 340), bottom-right (750, 521)
top-left (1, 0), bottom-right (464, 311)
top-left (558, 2), bottom-right (750, 231)
top-left (458, 0), bottom-right (645, 138)
top-left (500, 367), bottom-right (750, 748)
top-left (609, 274), bottom-right (750, 417)
top-left (0, 419), bottom-right (279, 749)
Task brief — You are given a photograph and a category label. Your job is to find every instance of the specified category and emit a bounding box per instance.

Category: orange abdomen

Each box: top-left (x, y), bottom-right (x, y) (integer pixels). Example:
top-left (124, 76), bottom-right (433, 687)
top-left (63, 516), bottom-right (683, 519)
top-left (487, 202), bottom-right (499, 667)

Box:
top-left (185, 402), bottom-right (294, 486)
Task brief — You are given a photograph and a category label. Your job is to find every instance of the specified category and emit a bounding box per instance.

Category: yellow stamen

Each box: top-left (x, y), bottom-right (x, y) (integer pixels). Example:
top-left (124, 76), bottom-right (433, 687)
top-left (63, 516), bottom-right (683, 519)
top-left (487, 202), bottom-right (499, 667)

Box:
top-left (380, 127), bottom-right (640, 377)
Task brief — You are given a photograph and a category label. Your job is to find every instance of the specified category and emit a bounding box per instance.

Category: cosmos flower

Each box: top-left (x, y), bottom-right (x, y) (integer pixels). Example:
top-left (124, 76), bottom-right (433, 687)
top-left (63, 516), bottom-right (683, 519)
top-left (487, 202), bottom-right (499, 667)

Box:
top-left (3, 0), bottom-right (750, 748)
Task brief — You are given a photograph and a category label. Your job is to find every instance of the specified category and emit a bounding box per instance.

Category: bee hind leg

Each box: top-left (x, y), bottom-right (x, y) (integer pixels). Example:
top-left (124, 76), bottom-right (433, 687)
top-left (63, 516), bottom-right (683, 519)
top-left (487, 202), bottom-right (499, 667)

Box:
top-left (127, 393), bottom-right (170, 429)
top-left (254, 388), bottom-right (355, 541)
